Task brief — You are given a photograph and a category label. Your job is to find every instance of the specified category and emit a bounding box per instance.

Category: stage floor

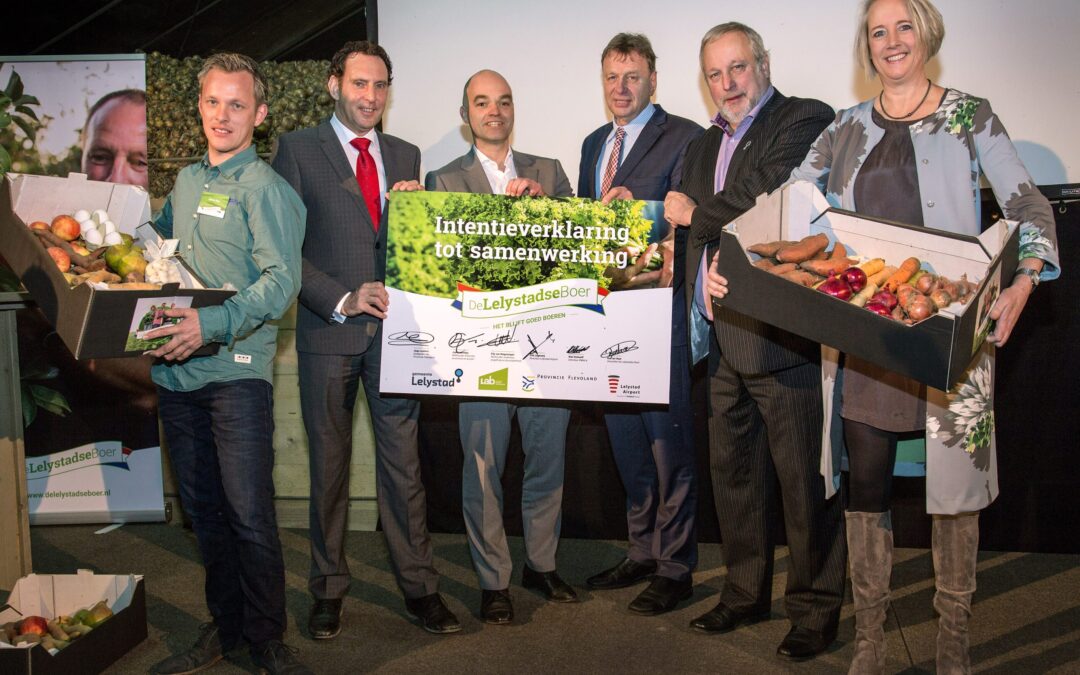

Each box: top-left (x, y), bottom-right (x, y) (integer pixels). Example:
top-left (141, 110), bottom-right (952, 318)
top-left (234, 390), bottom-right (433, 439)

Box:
top-left (20, 524), bottom-right (1080, 673)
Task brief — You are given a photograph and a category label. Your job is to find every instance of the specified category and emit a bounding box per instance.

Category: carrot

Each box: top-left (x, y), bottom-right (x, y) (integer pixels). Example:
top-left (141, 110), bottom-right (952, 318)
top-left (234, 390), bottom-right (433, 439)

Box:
top-left (849, 281), bottom-right (879, 307)
top-left (776, 233), bottom-right (829, 263)
top-left (858, 258), bottom-right (886, 277)
top-left (883, 257), bottom-right (920, 292)
top-left (867, 265), bottom-right (897, 287)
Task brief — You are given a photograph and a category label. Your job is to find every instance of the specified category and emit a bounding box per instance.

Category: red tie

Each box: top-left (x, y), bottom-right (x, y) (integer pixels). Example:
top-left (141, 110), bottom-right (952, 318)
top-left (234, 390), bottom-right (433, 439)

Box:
top-left (600, 126), bottom-right (626, 197)
top-left (350, 137), bottom-right (381, 230)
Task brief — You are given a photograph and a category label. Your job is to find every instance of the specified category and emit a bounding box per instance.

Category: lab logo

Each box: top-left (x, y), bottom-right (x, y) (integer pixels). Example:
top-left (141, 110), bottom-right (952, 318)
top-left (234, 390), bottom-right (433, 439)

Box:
top-left (607, 375), bottom-right (619, 394)
top-left (521, 375), bottom-right (536, 393)
top-left (479, 368), bottom-right (509, 391)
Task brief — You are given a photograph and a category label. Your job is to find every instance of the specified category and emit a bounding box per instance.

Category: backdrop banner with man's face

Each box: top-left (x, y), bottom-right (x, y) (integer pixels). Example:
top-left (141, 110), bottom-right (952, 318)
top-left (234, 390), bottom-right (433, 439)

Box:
top-left (0, 54), bottom-right (165, 525)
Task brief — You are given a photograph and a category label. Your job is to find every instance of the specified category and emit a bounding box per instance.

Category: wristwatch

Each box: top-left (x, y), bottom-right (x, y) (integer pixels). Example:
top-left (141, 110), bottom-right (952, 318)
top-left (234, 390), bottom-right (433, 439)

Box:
top-left (1014, 267), bottom-right (1040, 291)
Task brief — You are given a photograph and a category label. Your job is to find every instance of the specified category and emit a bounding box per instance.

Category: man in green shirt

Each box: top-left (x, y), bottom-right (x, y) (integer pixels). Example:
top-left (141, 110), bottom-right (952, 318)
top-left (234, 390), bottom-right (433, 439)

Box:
top-left (144, 53), bottom-right (310, 675)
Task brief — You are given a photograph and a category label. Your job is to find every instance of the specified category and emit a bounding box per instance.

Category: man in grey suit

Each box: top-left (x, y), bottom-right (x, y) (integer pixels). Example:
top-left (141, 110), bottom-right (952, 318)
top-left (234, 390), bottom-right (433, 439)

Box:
top-left (425, 69), bottom-right (576, 625)
top-left (272, 41), bottom-right (460, 638)
top-left (578, 33), bottom-right (705, 616)
top-left (664, 23), bottom-right (845, 659)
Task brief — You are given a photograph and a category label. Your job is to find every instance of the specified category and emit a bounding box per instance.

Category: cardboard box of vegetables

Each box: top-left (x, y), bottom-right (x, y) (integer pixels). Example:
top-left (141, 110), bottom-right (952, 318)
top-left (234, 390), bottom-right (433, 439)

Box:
top-left (0, 570), bottom-right (146, 675)
top-left (715, 181), bottom-right (1018, 390)
top-left (0, 172), bottom-right (234, 359)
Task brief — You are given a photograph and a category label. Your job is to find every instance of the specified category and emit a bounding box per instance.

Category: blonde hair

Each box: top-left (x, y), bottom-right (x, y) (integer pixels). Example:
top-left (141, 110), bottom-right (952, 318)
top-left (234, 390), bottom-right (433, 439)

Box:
top-left (855, 0), bottom-right (945, 78)
top-left (198, 53), bottom-right (268, 107)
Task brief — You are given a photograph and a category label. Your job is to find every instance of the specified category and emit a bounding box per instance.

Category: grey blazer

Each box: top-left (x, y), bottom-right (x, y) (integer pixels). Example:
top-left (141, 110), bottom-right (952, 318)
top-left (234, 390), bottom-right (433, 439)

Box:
top-left (272, 121), bottom-right (421, 355)
top-left (425, 147), bottom-right (573, 198)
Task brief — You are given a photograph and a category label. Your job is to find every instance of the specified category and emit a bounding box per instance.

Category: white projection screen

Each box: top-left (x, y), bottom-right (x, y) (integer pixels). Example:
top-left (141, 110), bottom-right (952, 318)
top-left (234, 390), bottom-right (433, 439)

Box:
top-left (381, 0), bottom-right (1078, 190)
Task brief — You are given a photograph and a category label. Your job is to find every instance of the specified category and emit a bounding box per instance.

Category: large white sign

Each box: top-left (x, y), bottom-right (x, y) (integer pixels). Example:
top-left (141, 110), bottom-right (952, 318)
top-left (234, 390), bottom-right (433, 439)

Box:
top-left (380, 192), bottom-right (672, 404)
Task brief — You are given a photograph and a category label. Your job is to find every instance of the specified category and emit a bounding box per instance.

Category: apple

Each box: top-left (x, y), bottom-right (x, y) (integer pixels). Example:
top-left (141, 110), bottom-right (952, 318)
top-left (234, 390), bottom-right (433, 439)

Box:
top-left (28, 221), bottom-right (49, 230)
top-left (46, 246), bottom-right (72, 272)
top-left (71, 243), bottom-right (91, 257)
top-left (50, 214), bottom-right (81, 241)
top-left (16, 616), bottom-right (48, 636)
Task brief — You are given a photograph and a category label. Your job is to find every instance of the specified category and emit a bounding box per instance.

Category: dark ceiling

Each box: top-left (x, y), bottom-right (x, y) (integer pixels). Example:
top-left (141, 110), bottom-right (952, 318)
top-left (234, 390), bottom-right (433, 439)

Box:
top-left (4, 0), bottom-right (372, 61)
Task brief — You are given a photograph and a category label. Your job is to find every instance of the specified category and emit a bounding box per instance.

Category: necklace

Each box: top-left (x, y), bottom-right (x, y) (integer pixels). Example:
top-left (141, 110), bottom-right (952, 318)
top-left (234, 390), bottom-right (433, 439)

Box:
top-left (879, 78), bottom-right (932, 120)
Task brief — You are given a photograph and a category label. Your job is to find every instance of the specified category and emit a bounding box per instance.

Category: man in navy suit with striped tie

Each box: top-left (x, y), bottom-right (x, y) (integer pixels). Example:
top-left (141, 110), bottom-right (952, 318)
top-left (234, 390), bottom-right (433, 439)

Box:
top-left (578, 33), bottom-right (704, 616)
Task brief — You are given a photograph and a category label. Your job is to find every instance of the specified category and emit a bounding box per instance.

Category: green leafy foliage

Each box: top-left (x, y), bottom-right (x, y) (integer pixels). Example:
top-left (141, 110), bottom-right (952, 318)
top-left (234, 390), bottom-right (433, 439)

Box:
top-left (0, 68), bottom-right (43, 180)
top-left (387, 192), bottom-right (657, 297)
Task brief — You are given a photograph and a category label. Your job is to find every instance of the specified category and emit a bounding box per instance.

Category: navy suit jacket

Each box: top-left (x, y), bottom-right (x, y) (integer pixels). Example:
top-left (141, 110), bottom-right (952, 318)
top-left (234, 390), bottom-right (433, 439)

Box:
top-left (680, 89), bottom-right (833, 375)
top-left (271, 121), bottom-right (421, 355)
top-left (577, 104), bottom-right (703, 202)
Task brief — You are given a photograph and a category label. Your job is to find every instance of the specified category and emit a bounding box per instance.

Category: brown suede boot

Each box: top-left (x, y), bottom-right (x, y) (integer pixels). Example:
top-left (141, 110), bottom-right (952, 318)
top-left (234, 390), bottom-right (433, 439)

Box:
top-left (846, 511), bottom-right (892, 675)
top-left (932, 512), bottom-right (979, 675)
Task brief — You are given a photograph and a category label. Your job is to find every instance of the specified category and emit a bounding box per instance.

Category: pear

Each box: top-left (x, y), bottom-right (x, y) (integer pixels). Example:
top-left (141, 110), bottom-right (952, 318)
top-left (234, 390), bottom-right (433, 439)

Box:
top-left (115, 250), bottom-right (148, 282)
top-left (85, 600), bottom-right (114, 627)
top-left (105, 241), bottom-right (133, 272)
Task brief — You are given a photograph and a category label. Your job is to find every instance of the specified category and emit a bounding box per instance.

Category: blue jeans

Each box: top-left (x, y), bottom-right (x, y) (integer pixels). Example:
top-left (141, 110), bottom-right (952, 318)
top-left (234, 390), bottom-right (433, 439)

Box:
top-left (158, 379), bottom-right (285, 647)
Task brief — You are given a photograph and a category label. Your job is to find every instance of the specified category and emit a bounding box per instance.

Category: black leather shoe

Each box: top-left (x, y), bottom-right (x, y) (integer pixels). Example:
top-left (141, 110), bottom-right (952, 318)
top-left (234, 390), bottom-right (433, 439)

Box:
top-left (522, 566), bottom-right (579, 603)
top-left (307, 598), bottom-right (342, 640)
top-left (776, 625), bottom-right (837, 660)
top-left (250, 640), bottom-right (313, 675)
top-left (152, 623), bottom-right (229, 674)
top-left (689, 602), bottom-right (770, 634)
top-left (586, 557), bottom-right (657, 590)
top-left (404, 593), bottom-right (462, 634)
top-left (627, 576), bottom-right (693, 616)
top-left (480, 589), bottom-right (513, 625)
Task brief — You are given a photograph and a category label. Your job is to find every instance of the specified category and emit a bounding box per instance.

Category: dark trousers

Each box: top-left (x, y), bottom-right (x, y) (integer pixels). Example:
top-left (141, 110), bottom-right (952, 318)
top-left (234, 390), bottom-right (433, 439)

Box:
top-left (604, 342), bottom-right (697, 581)
top-left (158, 379), bottom-right (286, 647)
top-left (707, 334), bottom-right (845, 632)
top-left (299, 340), bottom-right (436, 601)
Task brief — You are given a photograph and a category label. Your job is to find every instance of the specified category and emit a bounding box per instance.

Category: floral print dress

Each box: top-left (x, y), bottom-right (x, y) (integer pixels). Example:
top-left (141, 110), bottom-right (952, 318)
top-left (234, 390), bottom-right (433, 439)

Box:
top-left (787, 89), bottom-right (1060, 514)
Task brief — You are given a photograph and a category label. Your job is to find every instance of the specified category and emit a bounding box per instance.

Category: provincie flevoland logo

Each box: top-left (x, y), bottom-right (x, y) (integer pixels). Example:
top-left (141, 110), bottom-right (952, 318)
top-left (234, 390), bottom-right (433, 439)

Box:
top-left (25, 441), bottom-right (133, 479)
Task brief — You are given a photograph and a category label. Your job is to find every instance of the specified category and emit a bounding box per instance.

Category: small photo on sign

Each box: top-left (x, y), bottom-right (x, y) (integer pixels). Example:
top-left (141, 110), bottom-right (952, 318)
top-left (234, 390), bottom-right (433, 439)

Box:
top-left (973, 267), bottom-right (1002, 353)
top-left (126, 296), bottom-right (192, 351)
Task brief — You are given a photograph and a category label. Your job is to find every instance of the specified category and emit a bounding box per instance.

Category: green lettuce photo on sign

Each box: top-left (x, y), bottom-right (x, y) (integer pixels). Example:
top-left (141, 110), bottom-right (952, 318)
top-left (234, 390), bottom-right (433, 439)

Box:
top-left (386, 192), bottom-right (662, 299)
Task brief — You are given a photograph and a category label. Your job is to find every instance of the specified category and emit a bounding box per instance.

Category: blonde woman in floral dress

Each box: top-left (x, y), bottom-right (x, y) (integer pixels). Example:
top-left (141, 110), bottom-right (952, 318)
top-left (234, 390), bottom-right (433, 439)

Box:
top-left (761, 0), bottom-right (1061, 672)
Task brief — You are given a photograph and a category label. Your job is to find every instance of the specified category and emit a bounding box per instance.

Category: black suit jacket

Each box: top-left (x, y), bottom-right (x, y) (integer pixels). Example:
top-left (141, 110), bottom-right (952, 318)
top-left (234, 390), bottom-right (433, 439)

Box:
top-left (680, 90), bottom-right (833, 375)
top-left (577, 104), bottom-right (704, 201)
top-left (271, 121), bottom-right (421, 355)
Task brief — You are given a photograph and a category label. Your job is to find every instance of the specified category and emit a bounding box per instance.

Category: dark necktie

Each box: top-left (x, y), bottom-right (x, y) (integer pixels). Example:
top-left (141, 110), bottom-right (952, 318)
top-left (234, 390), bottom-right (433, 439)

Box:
top-left (350, 137), bottom-right (381, 230)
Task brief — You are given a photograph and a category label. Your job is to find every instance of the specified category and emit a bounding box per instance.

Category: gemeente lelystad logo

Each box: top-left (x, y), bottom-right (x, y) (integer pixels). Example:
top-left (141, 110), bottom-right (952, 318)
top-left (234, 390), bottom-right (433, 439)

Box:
top-left (411, 368), bottom-right (463, 389)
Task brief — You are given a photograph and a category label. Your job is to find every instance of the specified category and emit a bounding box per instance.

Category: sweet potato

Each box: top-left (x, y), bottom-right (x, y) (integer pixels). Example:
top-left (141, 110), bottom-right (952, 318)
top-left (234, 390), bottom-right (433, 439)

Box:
top-left (776, 233), bottom-right (829, 263)
top-left (780, 269), bottom-right (822, 287)
top-left (799, 257), bottom-right (855, 276)
top-left (883, 257), bottom-right (920, 292)
top-left (767, 262), bottom-right (798, 275)
top-left (752, 257), bottom-right (776, 270)
top-left (748, 240), bottom-right (795, 257)
top-left (829, 242), bottom-right (848, 259)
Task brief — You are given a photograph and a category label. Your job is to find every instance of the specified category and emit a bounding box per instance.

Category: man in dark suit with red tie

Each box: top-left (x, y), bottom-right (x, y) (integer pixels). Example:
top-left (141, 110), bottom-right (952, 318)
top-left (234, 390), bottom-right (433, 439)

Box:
top-left (272, 41), bottom-right (460, 639)
top-left (577, 33), bottom-right (705, 616)
top-left (663, 23), bottom-right (845, 660)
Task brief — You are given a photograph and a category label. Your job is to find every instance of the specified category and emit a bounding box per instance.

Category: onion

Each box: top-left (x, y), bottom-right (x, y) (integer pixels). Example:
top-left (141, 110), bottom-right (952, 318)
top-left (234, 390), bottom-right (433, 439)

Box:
top-left (930, 288), bottom-right (953, 309)
top-left (818, 274), bottom-right (853, 300)
top-left (842, 266), bottom-right (868, 293)
top-left (870, 290), bottom-right (898, 310)
top-left (864, 302), bottom-right (892, 317)
top-left (916, 273), bottom-right (934, 294)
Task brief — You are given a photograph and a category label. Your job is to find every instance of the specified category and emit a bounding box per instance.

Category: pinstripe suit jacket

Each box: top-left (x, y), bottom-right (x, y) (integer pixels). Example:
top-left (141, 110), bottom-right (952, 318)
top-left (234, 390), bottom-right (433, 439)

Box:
top-left (272, 121), bottom-right (421, 355)
top-left (681, 90), bottom-right (833, 375)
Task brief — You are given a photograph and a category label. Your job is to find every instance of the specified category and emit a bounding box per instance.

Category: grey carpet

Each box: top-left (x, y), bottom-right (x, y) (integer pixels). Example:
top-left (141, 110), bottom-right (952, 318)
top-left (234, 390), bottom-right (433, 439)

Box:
top-left (17, 524), bottom-right (1080, 674)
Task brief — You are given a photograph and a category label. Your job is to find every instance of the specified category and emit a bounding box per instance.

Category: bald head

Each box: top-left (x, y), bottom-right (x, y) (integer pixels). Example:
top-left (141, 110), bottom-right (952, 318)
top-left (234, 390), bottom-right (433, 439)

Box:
top-left (460, 69), bottom-right (514, 149)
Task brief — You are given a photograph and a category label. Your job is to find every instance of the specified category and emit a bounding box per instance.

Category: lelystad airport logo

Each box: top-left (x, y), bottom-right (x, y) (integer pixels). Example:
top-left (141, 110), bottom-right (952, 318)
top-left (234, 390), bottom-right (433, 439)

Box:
top-left (608, 375), bottom-right (620, 394)
top-left (479, 368), bottom-right (509, 391)
top-left (521, 375), bottom-right (536, 392)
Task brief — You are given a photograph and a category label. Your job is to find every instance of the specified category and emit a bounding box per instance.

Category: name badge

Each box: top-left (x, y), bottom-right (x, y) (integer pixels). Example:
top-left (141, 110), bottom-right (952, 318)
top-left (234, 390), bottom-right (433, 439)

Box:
top-left (197, 191), bottom-right (230, 218)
